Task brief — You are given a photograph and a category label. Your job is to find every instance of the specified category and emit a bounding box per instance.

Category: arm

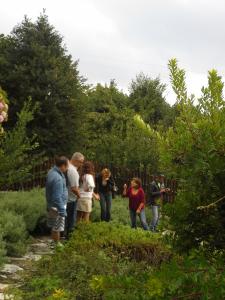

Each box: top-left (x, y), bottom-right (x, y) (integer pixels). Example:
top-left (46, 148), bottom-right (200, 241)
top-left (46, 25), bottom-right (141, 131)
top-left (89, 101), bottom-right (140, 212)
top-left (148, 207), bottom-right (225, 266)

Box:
top-left (150, 183), bottom-right (161, 197)
top-left (136, 189), bottom-right (145, 213)
top-left (71, 187), bottom-right (80, 198)
top-left (52, 178), bottom-right (66, 216)
top-left (95, 175), bottom-right (100, 193)
top-left (68, 168), bottom-right (80, 198)
top-left (86, 174), bottom-right (95, 192)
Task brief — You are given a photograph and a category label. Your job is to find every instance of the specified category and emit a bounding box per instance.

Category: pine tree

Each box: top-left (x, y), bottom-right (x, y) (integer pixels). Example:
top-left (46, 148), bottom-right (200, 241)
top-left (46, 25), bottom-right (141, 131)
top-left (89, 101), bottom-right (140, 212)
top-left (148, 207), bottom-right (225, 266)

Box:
top-left (0, 12), bottom-right (85, 156)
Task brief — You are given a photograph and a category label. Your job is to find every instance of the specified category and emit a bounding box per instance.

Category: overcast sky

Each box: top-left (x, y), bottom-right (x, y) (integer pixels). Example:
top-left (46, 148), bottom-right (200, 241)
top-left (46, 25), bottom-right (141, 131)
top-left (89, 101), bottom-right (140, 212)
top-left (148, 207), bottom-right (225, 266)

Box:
top-left (1, 0), bottom-right (225, 104)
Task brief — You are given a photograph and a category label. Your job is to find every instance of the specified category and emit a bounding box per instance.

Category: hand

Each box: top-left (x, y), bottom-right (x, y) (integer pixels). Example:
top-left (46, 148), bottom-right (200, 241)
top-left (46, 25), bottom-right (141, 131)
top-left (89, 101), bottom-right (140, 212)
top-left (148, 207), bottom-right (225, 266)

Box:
top-left (136, 209), bottom-right (141, 215)
top-left (93, 193), bottom-right (100, 201)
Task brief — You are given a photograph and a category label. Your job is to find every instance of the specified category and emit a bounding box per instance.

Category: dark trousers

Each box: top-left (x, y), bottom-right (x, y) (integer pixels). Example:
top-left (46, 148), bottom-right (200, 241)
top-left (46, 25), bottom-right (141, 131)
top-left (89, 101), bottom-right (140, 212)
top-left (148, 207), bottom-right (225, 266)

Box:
top-left (65, 201), bottom-right (77, 237)
top-left (100, 192), bottom-right (112, 222)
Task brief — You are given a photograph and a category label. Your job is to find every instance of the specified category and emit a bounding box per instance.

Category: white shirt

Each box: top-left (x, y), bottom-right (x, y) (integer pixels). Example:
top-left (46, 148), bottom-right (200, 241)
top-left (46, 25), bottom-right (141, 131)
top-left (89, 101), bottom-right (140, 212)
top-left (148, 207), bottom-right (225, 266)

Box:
top-left (80, 174), bottom-right (95, 199)
top-left (67, 163), bottom-right (79, 202)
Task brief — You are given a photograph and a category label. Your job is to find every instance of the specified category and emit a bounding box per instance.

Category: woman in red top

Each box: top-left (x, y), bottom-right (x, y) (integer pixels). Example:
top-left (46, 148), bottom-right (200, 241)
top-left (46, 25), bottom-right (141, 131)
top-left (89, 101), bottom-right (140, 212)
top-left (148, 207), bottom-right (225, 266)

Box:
top-left (123, 178), bottom-right (149, 230)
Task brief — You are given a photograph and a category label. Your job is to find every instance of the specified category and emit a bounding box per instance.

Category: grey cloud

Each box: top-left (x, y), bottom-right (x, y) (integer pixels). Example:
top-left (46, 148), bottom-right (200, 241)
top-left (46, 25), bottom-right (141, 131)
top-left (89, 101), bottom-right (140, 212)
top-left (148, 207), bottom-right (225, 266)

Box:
top-left (1, 0), bottom-right (225, 103)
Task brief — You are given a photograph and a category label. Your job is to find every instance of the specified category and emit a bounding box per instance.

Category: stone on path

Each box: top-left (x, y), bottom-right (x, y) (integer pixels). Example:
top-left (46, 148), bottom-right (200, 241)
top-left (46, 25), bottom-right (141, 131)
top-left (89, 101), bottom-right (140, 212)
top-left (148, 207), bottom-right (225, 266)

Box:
top-left (1, 265), bottom-right (23, 275)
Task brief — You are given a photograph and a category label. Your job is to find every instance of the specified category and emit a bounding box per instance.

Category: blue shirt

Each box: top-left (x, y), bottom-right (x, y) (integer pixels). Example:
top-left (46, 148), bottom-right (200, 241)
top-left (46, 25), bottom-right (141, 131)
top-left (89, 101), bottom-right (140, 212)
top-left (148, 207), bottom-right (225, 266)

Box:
top-left (46, 166), bottom-right (68, 216)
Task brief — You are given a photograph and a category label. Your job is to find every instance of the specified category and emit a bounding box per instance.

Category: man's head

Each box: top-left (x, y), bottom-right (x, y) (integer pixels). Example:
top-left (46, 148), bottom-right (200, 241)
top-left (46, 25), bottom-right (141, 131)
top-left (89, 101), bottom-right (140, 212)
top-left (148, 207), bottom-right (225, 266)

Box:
top-left (55, 156), bottom-right (69, 173)
top-left (154, 175), bottom-right (159, 182)
top-left (71, 152), bottom-right (85, 169)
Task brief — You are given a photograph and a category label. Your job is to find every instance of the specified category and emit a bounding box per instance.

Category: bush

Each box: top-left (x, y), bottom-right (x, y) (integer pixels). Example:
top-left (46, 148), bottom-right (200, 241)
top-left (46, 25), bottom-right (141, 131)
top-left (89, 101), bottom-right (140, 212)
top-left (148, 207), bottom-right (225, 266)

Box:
top-left (0, 189), bottom-right (46, 258)
top-left (14, 222), bottom-right (171, 300)
top-left (0, 189), bottom-right (46, 232)
top-left (0, 232), bottom-right (6, 266)
top-left (0, 211), bottom-right (27, 256)
top-left (160, 59), bottom-right (225, 251)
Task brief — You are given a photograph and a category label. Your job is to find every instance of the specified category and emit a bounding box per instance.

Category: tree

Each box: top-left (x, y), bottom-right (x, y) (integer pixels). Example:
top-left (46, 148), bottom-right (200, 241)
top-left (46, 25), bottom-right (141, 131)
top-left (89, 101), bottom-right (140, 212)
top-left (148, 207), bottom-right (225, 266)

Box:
top-left (129, 73), bottom-right (174, 128)
top-left (80, 82), bottom-right (159, 171)
top-left (0, 12), bottom-right (85, 156)
top-left (0, 88), bottom-right (40, 187)
top-left (160, 59), bottom-right (225, 250)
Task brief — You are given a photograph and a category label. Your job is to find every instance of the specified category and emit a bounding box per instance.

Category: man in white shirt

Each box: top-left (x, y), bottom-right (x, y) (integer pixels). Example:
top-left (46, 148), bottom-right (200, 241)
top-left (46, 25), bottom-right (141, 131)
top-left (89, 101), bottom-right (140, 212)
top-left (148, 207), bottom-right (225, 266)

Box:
top-left (65, 152), bottom-right (84, 238)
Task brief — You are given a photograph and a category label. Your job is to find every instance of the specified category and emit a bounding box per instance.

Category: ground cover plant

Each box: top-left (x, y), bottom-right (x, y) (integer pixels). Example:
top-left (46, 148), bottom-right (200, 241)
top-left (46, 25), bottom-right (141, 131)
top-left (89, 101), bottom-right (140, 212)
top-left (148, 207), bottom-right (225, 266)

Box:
top-left (0, 189), bottom-right (46, 258)
top-left (1, 191), bottom-right (225, 299)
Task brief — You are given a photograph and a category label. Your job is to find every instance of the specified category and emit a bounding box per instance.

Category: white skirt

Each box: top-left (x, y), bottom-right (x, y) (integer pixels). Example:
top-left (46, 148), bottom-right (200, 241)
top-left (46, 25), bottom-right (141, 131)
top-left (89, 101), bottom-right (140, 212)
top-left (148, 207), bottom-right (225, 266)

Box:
top-left (77, 197), bottom-right (92, 213)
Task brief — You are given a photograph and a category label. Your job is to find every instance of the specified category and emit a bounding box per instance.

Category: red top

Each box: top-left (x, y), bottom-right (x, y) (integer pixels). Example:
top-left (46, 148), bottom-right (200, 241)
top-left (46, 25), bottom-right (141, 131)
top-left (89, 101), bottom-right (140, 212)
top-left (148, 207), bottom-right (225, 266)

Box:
top-left (126, 187), bottom-right (145, 211)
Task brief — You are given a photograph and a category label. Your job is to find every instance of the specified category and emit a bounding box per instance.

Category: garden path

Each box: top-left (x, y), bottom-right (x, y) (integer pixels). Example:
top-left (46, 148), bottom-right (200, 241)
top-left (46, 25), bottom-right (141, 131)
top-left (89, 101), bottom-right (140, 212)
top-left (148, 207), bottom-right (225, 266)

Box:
top-left (0, 236), bottom-right (53, 299)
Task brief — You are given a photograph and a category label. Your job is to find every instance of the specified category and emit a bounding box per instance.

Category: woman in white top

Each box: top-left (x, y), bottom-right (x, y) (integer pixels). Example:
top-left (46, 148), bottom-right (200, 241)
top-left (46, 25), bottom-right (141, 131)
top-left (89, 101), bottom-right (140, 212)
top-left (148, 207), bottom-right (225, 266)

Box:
top-left (77, 161), bottom-right (98, 222)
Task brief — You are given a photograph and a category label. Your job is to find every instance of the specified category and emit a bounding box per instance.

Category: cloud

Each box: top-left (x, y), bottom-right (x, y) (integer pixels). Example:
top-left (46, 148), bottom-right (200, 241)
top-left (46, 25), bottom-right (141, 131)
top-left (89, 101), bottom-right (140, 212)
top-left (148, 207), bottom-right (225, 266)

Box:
top-left (1, 0), bottom-right (225, 104)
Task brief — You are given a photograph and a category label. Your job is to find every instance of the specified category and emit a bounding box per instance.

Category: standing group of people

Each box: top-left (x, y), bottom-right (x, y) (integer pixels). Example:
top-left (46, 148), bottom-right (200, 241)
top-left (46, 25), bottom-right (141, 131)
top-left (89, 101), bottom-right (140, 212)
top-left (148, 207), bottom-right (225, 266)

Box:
top-left (123, 175), bottom-right (169, 232)
top-left (46, 153), bottom-right (116, 245)
top-left (45, 154), bottom-right (170, 246)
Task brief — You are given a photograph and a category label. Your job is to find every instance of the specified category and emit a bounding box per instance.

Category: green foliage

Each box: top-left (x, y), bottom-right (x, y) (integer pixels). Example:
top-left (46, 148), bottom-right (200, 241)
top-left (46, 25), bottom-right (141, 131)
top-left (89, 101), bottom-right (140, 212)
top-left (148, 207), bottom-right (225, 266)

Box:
top-left (0, 189), bottom-right (46, 258)
top-left (0, 100), bottom-right (39, 186)
top-left (0, 189), bottom-right (46, 232)
top-left (160, 59), bottom-right (225, 250)
top-left (0, 211), bottom-right (27, 256)
top-left (0, 13), bottom-right (85, 156)
top-left (129, 72), bottom-right (174, 128)
top-left (81, 82), bottom-right (160, 170)
top-left (0, 232), bottom-right (6, 266)
top-left (14, 222), bottom-right (171, 300)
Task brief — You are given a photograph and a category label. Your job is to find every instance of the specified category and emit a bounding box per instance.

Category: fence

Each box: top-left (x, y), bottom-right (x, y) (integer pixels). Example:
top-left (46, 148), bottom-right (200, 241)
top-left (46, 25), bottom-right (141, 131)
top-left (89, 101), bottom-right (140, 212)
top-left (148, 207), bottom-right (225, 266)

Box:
top-left (2, 158), bottom-right (177, 202)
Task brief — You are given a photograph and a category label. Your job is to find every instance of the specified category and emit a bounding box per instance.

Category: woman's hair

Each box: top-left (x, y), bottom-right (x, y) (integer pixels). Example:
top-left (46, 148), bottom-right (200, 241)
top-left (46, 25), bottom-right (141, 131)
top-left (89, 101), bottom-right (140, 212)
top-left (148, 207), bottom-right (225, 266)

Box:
top-left (101, 168), bottom-right (111, 178)
top-left (131, 177), bottom-right (142, 188)
top-left (82, 161), bottom-right (95, 176)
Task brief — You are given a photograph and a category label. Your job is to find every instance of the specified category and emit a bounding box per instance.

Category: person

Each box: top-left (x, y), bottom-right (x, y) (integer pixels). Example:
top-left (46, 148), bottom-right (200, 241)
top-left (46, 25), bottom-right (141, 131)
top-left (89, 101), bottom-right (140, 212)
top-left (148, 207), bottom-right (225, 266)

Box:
top-left (149, 175), bottom-right (165, 232)
top-left (77, 161), bottom-right (98, 222)
top-left (46, 156), bottom-right (68, 246)
top-left (96, 168), bottom-right (115, 222)
top-left (65, 152), bottom-right (84, 238)
top-left (123, 178), bottom-right (149, 230)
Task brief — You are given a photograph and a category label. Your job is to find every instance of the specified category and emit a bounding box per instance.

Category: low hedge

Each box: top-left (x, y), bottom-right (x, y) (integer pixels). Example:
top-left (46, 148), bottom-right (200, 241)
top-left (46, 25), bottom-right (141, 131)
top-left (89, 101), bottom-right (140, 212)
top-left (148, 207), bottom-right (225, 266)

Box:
top-left (0, 189), bottom-right (46, 232)
top-left (13, 222), bottom-right (172, 300)
top-left (0, 189), bottom-right (46, 259)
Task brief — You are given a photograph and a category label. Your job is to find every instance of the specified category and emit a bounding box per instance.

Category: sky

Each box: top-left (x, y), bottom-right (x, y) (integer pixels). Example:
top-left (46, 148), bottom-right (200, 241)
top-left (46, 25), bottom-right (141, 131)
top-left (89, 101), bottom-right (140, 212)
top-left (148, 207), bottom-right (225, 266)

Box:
top-left (1, 0), bottom-right (225, 104)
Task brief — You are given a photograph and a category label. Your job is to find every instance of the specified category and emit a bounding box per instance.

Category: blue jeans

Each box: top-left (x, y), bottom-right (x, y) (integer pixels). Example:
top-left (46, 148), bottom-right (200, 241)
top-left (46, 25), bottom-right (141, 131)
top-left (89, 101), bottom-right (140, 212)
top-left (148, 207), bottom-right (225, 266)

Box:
top-left (100, 192), bottom-right (112, 222)
top-left (129, 209), bottom-right (149, 230)
top-left (65, 201), bottom-right (77, 236)
top-left (150, 205), bottom-right (159, 231)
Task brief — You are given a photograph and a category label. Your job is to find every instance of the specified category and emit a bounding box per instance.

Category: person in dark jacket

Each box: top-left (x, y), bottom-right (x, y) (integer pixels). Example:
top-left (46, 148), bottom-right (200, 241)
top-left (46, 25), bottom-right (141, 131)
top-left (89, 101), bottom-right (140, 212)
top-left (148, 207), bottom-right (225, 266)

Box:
top-left (96, 168), bottom-right (115, 222)
top-left (149, 175), bottom-right (165, 232)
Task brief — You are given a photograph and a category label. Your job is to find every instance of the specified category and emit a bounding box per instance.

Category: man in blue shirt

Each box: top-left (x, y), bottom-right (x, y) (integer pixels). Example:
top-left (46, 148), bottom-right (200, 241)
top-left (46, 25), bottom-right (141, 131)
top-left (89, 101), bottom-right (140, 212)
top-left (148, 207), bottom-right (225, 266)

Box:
top-left (46, 156), bottom-right (68, 245)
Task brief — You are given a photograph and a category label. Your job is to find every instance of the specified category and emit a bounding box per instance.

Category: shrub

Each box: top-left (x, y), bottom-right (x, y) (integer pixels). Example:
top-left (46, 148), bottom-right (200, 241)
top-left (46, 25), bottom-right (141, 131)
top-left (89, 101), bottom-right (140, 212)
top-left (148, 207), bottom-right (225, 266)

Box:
top-left (0, 211), bottom-right (27, 256)
top-left (160, 59), bottom-right (225, 251)
top-left (0, 189), bottom-right (46, 232)
top-left (0, 232), bottom-right (6, 266)
top-left (14, 222), bottom-right (171, 300)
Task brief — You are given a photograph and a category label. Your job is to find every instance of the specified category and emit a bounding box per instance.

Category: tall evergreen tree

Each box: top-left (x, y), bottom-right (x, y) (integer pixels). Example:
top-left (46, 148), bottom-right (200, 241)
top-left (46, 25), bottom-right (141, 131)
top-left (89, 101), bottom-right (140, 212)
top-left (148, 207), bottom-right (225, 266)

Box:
top-left (129, 73), bottom-right (173, 128)
top-left (0, 12), bottom-right (85, 156)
